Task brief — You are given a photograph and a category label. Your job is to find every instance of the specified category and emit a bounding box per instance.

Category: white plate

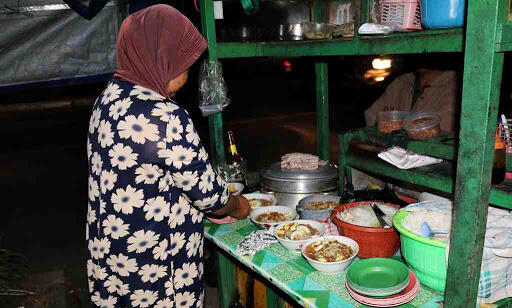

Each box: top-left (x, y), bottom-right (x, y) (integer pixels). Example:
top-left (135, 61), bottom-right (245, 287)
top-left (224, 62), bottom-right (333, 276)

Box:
top-left (249, 206), bottom-right (298, 230)
top-left (243, 193), bottom-right (278, 208)
top-left (227, 182), bottom-right (245, 196)
top-left (274, 220), bottom-right (326, 251)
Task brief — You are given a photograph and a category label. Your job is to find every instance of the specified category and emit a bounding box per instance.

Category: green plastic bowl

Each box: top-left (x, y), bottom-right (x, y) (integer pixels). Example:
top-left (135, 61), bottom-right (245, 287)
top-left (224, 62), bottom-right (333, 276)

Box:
top-left (392, 210), bottom-right (447, 292)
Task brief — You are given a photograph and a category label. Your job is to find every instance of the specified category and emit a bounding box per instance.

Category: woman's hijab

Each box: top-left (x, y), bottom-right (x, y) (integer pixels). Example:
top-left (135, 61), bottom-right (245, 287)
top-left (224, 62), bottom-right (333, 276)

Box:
top-left (114, 4), bottom-right (207, 99)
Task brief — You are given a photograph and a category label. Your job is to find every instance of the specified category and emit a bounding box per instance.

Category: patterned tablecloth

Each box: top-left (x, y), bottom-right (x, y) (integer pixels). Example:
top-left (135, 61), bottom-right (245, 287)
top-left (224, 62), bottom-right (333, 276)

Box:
top-left (204, 218), bottom-right (444, 308)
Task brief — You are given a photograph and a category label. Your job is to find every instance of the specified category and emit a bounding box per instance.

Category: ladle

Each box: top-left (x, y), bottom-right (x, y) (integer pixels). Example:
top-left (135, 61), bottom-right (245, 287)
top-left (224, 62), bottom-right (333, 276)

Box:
top-left (420, 221), bottom-right (448, 239)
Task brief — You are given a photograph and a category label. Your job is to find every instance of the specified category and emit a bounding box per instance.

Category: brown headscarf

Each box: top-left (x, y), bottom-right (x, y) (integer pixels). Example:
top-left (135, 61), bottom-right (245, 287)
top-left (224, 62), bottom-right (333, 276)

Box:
top-left (114, 5), bottom-right (207, 99)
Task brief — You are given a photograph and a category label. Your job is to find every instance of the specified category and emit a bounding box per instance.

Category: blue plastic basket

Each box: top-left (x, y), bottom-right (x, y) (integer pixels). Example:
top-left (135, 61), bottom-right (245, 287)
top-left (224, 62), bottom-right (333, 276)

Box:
top-left (421, 0), bottom-right (465, 29)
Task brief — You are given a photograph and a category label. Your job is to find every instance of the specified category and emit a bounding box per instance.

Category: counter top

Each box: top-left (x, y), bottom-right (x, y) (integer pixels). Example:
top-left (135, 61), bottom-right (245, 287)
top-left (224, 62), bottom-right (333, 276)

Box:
top-left (204, 218), bottom-right (444, 308)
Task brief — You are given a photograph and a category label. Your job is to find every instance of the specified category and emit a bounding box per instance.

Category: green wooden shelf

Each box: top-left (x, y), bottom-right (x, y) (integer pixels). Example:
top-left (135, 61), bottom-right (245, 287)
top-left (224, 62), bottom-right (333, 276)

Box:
top-left (216, 28), bottom-right (464, 59)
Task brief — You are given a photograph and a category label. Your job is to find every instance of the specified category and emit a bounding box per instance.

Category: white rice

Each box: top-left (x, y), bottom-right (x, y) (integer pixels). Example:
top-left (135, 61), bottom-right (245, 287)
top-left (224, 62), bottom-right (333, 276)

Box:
top-left (400, 209), bottom-right (451, 241)
top-left (336, 203), bottom-right (398, 227)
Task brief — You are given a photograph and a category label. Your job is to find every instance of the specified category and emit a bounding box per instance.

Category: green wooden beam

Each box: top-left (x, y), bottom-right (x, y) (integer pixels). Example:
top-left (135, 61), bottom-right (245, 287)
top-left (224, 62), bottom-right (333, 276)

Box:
top-left (216, 29), bottom-right (463, 58)
top-left (316, 62), bottom-right (329, 161)
top-left (216, 250), bottom-right (237, 308)
top-left (445, 0), bottom-right (506, 307)
top-left (495, 24), bottom-right (512, 52)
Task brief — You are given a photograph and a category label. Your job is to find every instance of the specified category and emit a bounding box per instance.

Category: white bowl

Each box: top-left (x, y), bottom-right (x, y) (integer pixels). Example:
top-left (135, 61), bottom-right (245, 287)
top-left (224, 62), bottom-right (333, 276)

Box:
top-left (243, 193), bottom-right (278, 208)
top-left (249, 206), bottom-right (298, 230)
top-left (274, 220), bottom-right (326, 252)
top-left (227, 182), bottom-right (245, 196)
top-left (301, 235), bottom-right (359, 273)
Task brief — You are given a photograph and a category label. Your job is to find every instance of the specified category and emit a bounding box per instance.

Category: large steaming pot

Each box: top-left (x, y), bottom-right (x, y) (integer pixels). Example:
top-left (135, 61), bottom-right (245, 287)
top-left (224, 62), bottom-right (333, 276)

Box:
top-left (259, 162), bottom-right (338, 209)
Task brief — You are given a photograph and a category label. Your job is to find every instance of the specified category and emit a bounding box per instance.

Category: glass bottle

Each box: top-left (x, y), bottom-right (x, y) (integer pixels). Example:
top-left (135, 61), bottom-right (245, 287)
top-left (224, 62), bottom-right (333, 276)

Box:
top-left (492, 129), bottom-right (506, 185)
top-left (223, 130), bottom-right (248, 185)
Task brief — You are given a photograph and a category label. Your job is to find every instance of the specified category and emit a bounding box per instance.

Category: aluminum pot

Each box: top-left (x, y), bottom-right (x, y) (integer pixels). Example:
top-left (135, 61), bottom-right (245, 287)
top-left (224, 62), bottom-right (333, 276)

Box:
top-left (259, 162), bottom-right (339, 209)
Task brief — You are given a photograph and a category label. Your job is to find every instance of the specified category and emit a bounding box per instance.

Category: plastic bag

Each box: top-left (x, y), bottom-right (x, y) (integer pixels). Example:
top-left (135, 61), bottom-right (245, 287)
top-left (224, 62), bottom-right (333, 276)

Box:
top-left (198, 59), bottom-right (231, 117)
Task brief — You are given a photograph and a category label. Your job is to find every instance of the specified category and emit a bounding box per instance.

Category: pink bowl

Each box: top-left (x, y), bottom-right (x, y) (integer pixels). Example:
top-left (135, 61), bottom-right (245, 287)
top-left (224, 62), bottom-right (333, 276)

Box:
top-left (206, 216), bottom-right (237, 224)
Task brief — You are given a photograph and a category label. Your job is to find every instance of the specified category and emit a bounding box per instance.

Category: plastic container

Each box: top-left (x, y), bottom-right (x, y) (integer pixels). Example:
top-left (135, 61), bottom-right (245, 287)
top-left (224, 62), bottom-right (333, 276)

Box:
top-left (381, 0), bottom-right (422, 31)
top-left (404, 112), bottom-right (441, 140)
top-left (330, 201), bottom-right (401, 258)
top-left (421, 0), bottom-right (465, 29)
top-left (377, 111), bottom-right (410, 133)
top-left (392, 210), bottom-right (447, 292)
top-left (297, 194), bottom-right (340, 222)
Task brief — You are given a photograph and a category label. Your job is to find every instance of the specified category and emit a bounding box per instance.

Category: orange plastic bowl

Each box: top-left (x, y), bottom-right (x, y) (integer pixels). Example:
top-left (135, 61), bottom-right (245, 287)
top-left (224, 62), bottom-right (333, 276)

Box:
top-left (330, 201), bottom-right (400, 258)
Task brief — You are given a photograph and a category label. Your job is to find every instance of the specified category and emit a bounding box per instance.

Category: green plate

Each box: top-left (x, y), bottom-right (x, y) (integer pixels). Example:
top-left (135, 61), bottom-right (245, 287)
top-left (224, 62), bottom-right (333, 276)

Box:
top-left (346, 258), bottom-right (410, 297)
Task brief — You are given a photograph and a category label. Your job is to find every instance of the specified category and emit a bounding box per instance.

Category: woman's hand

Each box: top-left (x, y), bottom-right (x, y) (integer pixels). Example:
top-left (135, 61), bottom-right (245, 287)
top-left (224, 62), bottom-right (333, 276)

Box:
top-left (228, 196), bottom-right (251, 219)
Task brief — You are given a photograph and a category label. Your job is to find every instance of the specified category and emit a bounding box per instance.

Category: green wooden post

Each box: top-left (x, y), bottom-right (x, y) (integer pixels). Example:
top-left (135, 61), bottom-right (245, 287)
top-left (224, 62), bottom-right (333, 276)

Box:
top-left (266, 286), bottom-right (285, 308)
top-left (199, 0), bottom-right (225, 169)
top-left (444, 1), bottom-right (506, 307)
top-left (216, 251), bottom-right (237, 308)
top-left (316, 62), bottom-right (330, 161)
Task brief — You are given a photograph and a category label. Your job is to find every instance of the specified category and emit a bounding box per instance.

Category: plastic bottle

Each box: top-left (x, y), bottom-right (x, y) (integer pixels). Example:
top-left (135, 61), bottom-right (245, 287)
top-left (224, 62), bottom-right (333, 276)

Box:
top-left (492, 129), bottom-right (506, 185)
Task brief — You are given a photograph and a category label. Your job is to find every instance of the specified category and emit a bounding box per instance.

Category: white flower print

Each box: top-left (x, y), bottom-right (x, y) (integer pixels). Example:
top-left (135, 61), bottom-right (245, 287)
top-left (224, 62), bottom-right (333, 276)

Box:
top-left (107, 253), bottom-right (138, 277)
top-left (118, 114), bottom-right (159, 144)
top-left (198, 164), bottom-right (215, 193)
top-left (174, 263), bottom-right (198, 290)
top-left (198, 146), bottom-right (208, 161)
top-left (130, 289), bottom-right (159, 308)
top-left (100, 199), bottom-right (106, 214)
top-left (198, 262), bottom-right (204, 278)
top-left (169, 196), bottom-right (190, 228)
top-left (221, 188), bottom-right (230, 204)
top-left (185, 119), bottom-right (200, 146)
top-left (109, 143), bottom-right (138, 170)
top-left (186, 233), bottom-right (201, 258)
top-left (87, 259), bottom-right (95, 277)
top-left (100, 169), bottom-right (117, 194)
top-left (96, 237), bottom-right (111, 259)
top-left (91, 152), bottom-right (103, 175)
top-left (152, 238), bottom-right (170, 261)
top-left (144, 196), bottom-right (170, 222)
top-left (87, 138), bottom-right (92, 159)
top-left (165, 115), bottom-right (183, 142)
top-left (193, 195), bottom-right (219, 209)
top-left (173, 170), bottom-right (199, 192)
top-left (155, 298), bottom-right (174, 308)
top-left (135, 164), bottom-right (163, 185)
top-left (104, 275), bottom-right (129, 295)
top-left (89, 108), bottom-right (101, 134)
top-left (102, 82), bottom-right (123, 104)
top-left (190, 207), bottom-right (203, 224)
top-left (164, 277), bottom-right (174, 296)
top-left (175, 291), bottom-right (196, 308)
top-left (158, 171), bottom-right (174, 192)
top-left (88, 278), bottom-right (94, 293)
top-left (152, 102), bottom-right (179, 122)
top-left (138, 264), bottom-right (167, 283)
top-left (130, 85), bottom-right (165, 101)
top-left (99, 295), bottom-right (118, 308)
top-left (197, 292), bottom-right (204, 308)
top-left (102, 215), bottom-right (129, 239)
top-left (91, 291), bottom-right (101, 305)
top-left (127, 230), bottom-right (159, 253)
top-left (158, 145), bottom-right (196, 169)
top-left (169, 232), bottom-right (186, 256)
top-left (98, 120), bottom-right (114, 148)
top-left (87, 203), bottom-right (96, 224)
top-left (109, 97), bottom-right (133, 120)
top-left (111, 185), bottom-right (144, 214)
top-left (93, 264), bottom-right (108, 280)
top-left (88, 176), bottom-right (99, 201)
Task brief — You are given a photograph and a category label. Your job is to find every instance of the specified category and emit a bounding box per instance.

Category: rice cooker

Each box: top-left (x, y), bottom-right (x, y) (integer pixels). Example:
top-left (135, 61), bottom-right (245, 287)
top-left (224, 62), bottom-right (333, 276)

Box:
top-left (259, 162), bottom-right (339, 209)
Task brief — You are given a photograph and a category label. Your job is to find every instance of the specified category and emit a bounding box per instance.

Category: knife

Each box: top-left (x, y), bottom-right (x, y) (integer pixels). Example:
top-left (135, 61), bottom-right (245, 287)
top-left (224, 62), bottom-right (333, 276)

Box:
top-left (370, 203), bottom-right (391, 228)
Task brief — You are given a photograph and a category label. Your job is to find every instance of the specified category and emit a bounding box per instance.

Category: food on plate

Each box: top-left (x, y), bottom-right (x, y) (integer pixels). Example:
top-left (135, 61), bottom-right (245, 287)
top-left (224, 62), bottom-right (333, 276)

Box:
top-left (256, 211), bottom-right (291, 223)
top-left (304, 200), bottom-right (339, 210)
top-left (305, 239), bottom-right (354, 262)
top-left (276, 222), bottom-right (321, 241)
top-left (248, 198), bottom-right (273, 208)
top-left (280, 152), bottom-right (328, 170)
top-left (336, 203), bottom-right (398, 228)
top-left (228, 184), bottom-right (238, 193)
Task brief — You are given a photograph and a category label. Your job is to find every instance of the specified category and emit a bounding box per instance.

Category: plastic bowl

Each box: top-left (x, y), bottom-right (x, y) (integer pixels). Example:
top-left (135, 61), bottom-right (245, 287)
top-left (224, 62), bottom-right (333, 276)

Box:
top-left (243, 193), bottom-right (278, 208)
top-left (249, 206), bottom-right (298, 230)
top-left (297, 194), bottom-right (341, 222)
top-left (330, 201), bottom-right (401, 258)
top-left (274, 220), bottom-right (326, 252)
top-left (377, 111), bottom-right (410, 133)
top-left (404, 112), bottom-right (441, 140)
top-left (392, 210), bottom-right (447, 292)
top-left (301, 235), bottom-right (359, 273)
top-left (227, 182), bottom-right (245, 196)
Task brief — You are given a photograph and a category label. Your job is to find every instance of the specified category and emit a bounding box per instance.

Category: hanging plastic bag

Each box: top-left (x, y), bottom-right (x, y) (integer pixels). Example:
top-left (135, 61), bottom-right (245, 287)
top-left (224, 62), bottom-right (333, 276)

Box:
top-left (198, 59), bottom-right (231, 117)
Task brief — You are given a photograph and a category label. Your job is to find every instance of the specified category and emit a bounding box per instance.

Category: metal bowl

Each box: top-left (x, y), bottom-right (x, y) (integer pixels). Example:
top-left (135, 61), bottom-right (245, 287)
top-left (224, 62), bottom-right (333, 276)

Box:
top-left (279, 23), bottom-right (305, 41)
top-left (302, 22), bottom-right (337, 40)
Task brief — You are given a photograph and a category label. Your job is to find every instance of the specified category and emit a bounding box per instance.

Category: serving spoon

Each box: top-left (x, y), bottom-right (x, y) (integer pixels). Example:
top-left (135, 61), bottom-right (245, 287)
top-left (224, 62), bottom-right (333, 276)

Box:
top-left (420, 221), bottom-right (448, 239)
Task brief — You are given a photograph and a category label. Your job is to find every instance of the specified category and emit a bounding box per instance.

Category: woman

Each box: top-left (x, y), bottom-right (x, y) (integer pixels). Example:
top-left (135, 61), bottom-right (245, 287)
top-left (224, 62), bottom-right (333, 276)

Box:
top-left (86, 5), bottom-right (251, 308)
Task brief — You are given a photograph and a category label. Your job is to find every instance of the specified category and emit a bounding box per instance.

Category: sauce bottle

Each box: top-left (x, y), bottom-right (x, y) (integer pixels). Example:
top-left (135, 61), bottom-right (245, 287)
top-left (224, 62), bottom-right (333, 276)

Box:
top-left (492, 129), bottom-right (506, 185)
top-left (224, 130), bottom-right (248, 185)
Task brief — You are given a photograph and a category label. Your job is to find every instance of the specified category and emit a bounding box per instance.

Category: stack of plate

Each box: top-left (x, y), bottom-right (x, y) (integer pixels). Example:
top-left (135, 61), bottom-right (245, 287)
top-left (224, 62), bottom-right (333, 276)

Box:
top-left (346, 258), bottom-right (420, 307)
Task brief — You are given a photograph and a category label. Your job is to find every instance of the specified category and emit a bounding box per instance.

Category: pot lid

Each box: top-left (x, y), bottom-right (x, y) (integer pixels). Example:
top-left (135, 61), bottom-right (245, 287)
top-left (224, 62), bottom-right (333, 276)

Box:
top-left (260, 162), bottom-right (338, 181)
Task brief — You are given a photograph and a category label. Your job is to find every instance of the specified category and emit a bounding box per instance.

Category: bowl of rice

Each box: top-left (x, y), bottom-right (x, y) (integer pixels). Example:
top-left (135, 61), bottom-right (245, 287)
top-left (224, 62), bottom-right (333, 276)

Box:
top-left (330, 201), bottom-right (400, 258)
top-left (297, 194), bottom-right (341, 222)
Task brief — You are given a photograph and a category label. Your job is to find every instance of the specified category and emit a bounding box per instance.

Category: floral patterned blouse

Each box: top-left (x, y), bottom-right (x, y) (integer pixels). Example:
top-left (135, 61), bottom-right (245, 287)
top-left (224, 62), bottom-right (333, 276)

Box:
top-left (86, 77), bottom-right (229, 308)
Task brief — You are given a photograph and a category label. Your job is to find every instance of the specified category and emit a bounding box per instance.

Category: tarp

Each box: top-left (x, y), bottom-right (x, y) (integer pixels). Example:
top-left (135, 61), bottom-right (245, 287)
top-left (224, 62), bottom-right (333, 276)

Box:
top-left (0, 0), bottom-right (122, 89)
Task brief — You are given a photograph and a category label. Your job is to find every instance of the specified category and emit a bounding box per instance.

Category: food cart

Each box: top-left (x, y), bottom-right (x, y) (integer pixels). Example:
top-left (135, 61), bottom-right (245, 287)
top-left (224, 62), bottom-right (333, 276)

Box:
top-left (198, 0), bottom-right (512, 307)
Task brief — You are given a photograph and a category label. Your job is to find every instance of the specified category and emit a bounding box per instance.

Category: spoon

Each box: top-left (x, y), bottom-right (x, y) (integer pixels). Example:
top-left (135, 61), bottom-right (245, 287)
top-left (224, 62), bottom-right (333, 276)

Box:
top-left (420, 221), bottom-right (448, 239)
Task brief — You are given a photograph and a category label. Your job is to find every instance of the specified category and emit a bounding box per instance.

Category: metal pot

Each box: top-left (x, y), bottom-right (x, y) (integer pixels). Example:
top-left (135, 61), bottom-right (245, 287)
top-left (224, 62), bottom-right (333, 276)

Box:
top-left (278, 23), bottom-right (304, 40)
top-left (259, 162), bottom-right (339, 209)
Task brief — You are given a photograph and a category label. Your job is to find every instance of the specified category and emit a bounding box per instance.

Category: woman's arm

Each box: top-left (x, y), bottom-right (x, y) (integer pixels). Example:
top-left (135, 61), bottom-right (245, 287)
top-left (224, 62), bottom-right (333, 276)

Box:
top-left (210, 195), bottom-right (251, 219)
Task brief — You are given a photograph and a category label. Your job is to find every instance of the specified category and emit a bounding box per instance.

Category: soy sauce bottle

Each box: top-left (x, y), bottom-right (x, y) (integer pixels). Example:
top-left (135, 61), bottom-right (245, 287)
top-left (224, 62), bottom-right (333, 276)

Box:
top-left (492, 129), bottom-right (506, 185)
top-left (225, 130), bottom-right (248, 185)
